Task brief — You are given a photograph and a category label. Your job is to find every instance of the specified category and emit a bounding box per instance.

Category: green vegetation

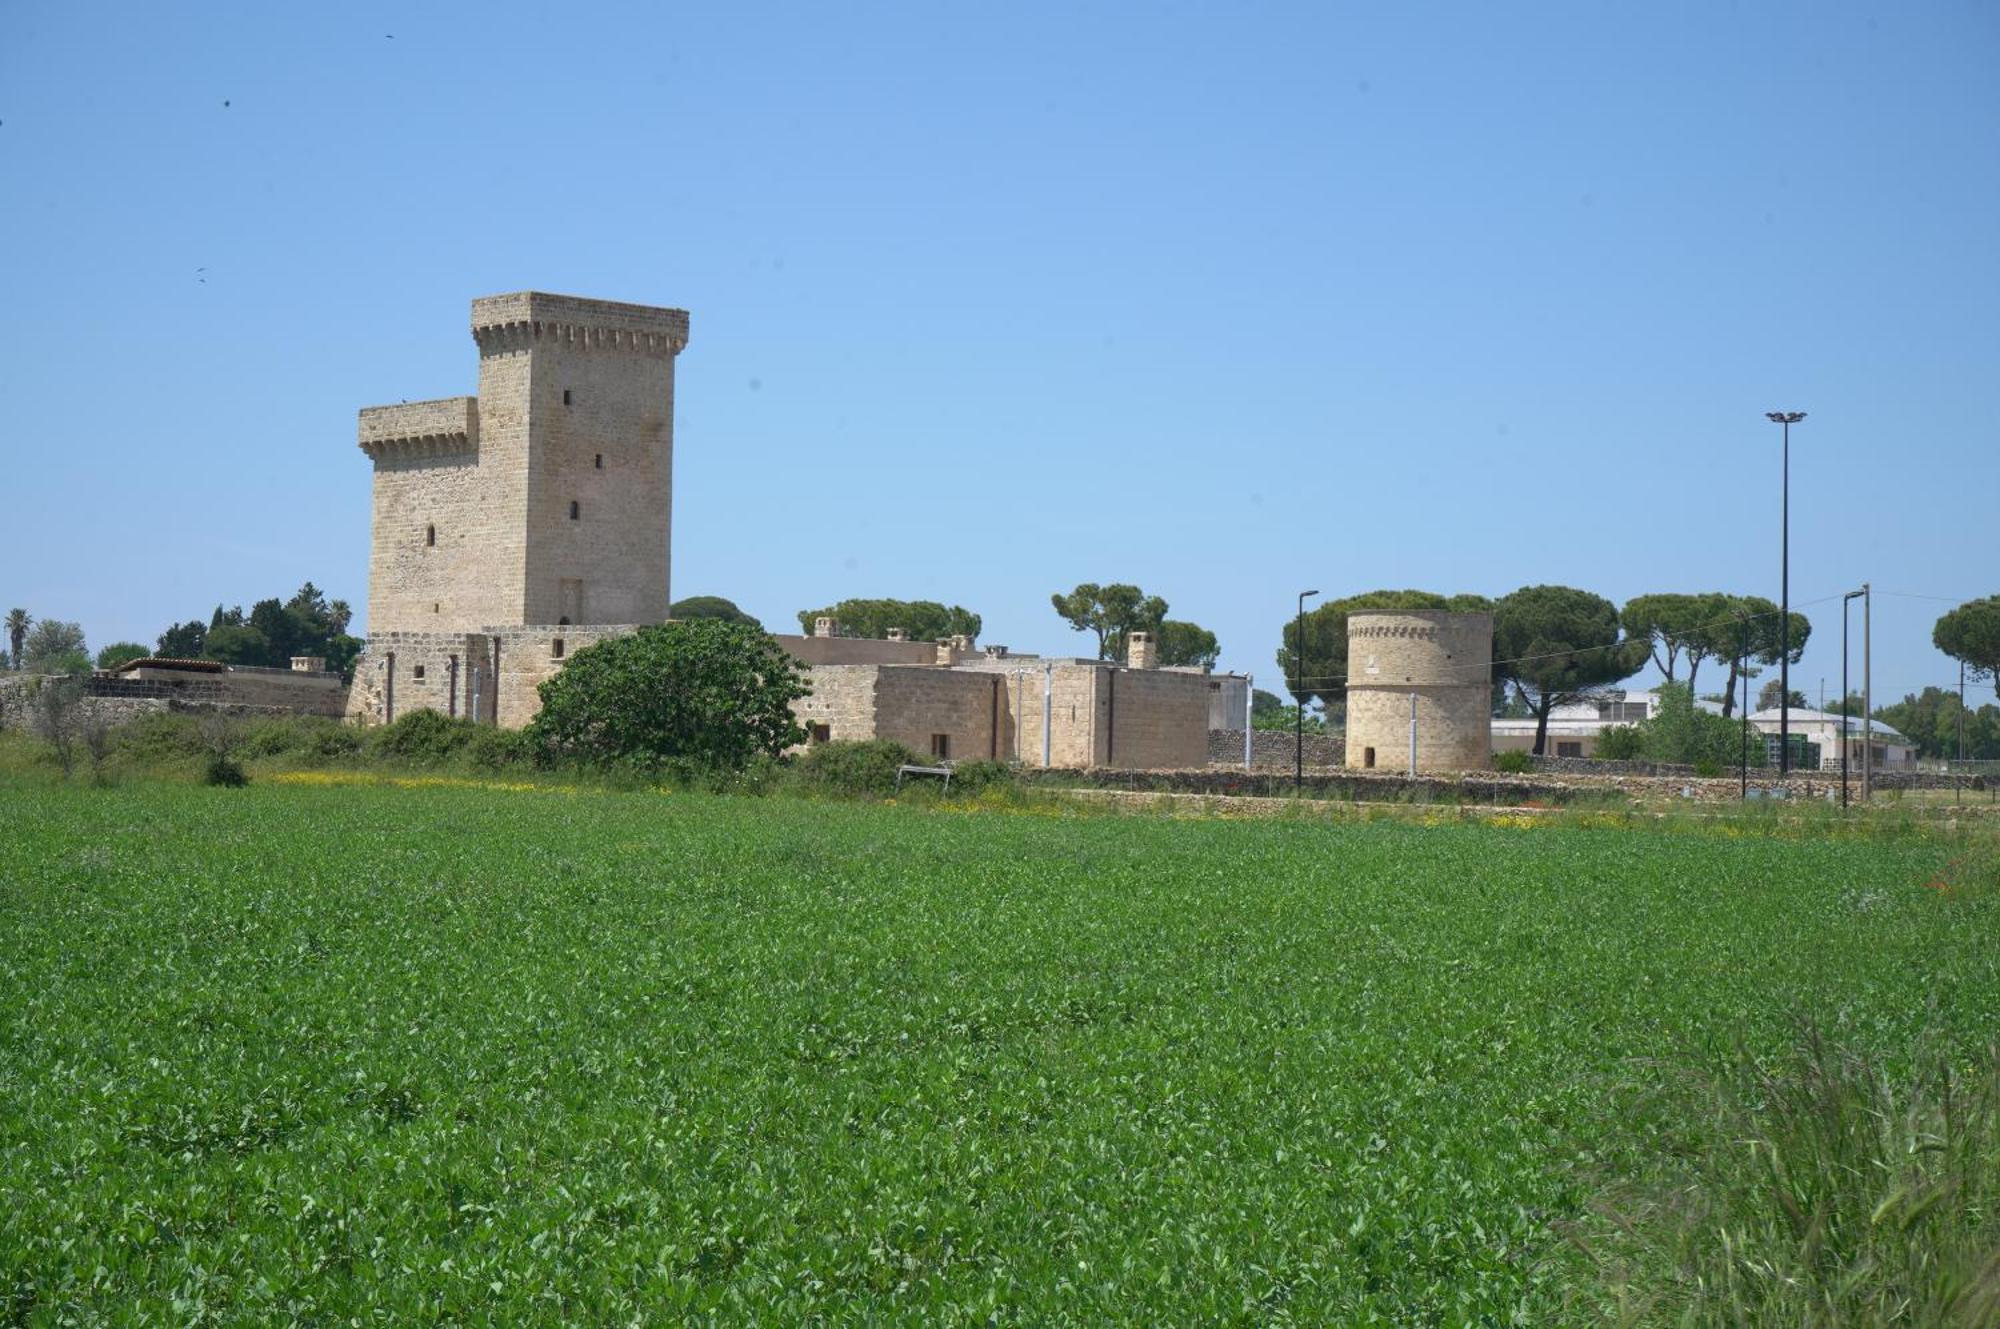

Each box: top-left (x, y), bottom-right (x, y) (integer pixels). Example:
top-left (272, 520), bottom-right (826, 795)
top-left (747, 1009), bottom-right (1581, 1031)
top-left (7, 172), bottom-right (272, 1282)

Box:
top-left (796, 598), bottom-right (982, 643)
top-left (527, 620), bottom-right (810, 773)
top-left (1276, 588), bottom-right (1493, 715)
top-left (1934, 596), bottom-right (2000, 701)
top-left (2, 777), bottom-right (1995, 1322)
top-left (668, 594), bottom-right (763, 628)
top-left (1492, 747), bottom-right (1534, 773)
top-left (1596, 681), bottom-right (1768, 771)
top-left (94, 641), bottom-right (150, 671)
top-left (1492, 585), bottom-right (1646, 755)
top-left (1047, 582), bottom-right (1223, 664)
top-left (158, 582), bottom-right (362, 678)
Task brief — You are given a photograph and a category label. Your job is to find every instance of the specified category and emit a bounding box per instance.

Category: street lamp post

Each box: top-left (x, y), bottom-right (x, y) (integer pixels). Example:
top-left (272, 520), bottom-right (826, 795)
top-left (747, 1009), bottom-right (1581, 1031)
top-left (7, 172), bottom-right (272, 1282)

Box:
top-left (1842, 588), bottom-right (1864, 808)
top-left (1766, 411), bottom-right (1806, 776)
top-left (1295, 590), bottom-right (1319, 791)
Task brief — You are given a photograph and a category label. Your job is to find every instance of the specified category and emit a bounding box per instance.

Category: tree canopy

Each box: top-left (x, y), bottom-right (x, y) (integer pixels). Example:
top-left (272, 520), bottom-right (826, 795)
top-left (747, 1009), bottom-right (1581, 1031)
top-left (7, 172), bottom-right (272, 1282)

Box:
top-left (20, 619), bottom-right (88, 675)
top-left (1050, 583), bottom-right (1167, 661)
top-left (1492, 585), bottom-right (1644, 755)
top-left (527, 620), bottom-right (809, 770)
top-left (1934, 596), bottom-right (2000, 700)
top-left (1621, 592), bottom-right (1731, 693)
top-left (1875, 687), bottom-right (2000, 760)
top-left (1701, 595), bottom-right (1811, 718)
top-left (671, 596), bottom-right (763, 628)
top-left (1275, 590), bottom-right (1491, 711)
top-left (163, 583), bottom-right (361, 677)
top-left (95, 642), bottom-right (150, 671)
top-left (5, 609), bottom-right (30, 671)
top-left (1153, 620), bottom-right (1220, 670)
top-left (796, 598), bottom-right (981, 642)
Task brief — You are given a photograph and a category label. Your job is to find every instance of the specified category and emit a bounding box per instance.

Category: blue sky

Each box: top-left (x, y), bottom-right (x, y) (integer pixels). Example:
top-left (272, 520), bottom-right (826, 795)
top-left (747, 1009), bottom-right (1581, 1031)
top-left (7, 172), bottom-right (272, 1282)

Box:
top-left (3, 1), bottom-right (1994, 707)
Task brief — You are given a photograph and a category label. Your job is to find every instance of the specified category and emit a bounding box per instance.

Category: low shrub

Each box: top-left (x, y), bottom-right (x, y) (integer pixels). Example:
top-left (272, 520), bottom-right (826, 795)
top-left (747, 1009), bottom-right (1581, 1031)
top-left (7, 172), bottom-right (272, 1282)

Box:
top-left (790, 739), bottom-right (927, 799)
top-left (203, 753), bottom-right (249, 787)
top-left (115, 712), bottom-right (207, 765)
top-left (946, 759), bottom-right (1014, 794)
top-left (1492, 749), bottom-right (1534, 774)
top-left (466, 725), bottom-right (534, 770)
top-left (1595, 725), bottom-right (1646, 760)
top-left (240, 715), bottom-right (365, 760)
top-left (367, 710), bottom-right (484, 764)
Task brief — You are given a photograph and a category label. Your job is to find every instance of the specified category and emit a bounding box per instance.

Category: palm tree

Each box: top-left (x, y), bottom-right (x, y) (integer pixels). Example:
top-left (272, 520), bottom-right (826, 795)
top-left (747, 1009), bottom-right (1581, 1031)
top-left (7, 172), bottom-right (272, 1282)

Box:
top-left (4, 609), bottom-right (29, 671)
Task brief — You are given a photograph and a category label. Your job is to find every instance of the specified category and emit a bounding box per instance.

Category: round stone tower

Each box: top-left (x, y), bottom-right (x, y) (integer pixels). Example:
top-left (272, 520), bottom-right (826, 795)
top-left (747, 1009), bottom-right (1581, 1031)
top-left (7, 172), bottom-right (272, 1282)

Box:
top-left (1344, 610), bottom-right (1492, 773)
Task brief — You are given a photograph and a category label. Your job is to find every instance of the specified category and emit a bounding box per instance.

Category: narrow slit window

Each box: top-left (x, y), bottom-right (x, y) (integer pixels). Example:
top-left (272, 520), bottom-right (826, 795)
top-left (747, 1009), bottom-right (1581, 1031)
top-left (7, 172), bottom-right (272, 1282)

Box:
top-left (551, 638), bottom-right (565, 659)
top-left (413, 665), bottom-right (426, 681)
top-left (593, 453), bottom-right (603, 469)
top-left (931, 733), bottom-right (950, 759)
top-left (562, 389), bottom-right (572, 405)
top-left (1363, 747), bottom-right (1376, 769)
top-left (425, 524), bottom-right (436, 547)
top-left (569, 500), bottom-right (580, 520)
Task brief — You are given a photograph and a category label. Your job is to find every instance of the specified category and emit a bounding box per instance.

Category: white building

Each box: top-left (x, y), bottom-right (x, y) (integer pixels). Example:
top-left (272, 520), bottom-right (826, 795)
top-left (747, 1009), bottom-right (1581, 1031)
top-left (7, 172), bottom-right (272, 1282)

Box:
top-left (1747, 707), bottom-right (1915, 771)
top-left (1490, 688), bottom-right (1705, 758)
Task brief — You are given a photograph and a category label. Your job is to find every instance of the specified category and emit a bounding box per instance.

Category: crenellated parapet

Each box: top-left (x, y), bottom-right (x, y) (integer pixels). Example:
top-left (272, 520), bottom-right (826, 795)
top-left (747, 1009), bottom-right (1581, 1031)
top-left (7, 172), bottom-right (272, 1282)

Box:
top-left (358, 395), bottom-right (478, 462)
top-left (470, 291), bottom-right (690, 359)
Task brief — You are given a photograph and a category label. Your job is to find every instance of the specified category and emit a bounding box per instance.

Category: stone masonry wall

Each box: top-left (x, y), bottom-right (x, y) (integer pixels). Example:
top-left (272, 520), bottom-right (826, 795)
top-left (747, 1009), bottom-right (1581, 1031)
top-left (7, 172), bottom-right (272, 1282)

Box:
top-left (1345, 611), bottom-right (1492, 772)
top-left (871, 666), bottom-right (1006, 762)
top-left (1208, 729), bottom-right (1346, 769)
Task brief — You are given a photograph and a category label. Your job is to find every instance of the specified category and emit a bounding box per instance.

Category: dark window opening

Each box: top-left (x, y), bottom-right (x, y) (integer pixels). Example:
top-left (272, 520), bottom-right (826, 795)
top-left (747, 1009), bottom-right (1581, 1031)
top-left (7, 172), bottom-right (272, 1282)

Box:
top-left (810, 723), bottom-right (830, 744)
top-left (551, 638), bottom-right (565, 659)
top-left (569, 500), bottom-right (580, 520)
top-left (557, 616), bottom-right (571, 626)
top-left (413, 665), bottom-right (426, 680)
top-left (1557, 741), bottom-right (1583, 758)
top-left (425, 524), bottom-right (435, 547)
top-left (931, 733), bottom-right (950, 759)
top-left (433, 602), bottom-right (440, 613)
top-left (1363, 746), bottom-right (1376, 768)
top-left (593, 453), bottom-right (602, 469)
top-left (562, 388), bottom-right (572, 405)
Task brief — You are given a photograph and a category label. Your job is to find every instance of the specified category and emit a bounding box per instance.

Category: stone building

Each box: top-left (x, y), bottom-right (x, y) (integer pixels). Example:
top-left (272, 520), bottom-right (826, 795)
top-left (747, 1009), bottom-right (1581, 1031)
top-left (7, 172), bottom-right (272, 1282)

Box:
top-left (784, 624), bottom-right (1219, 769)
top-left (349, 292), bottom-right (688, 724)
top-left (344, 291), bottom-right (1235, 768)
top-left (1344, 610), bottom-right (1492, 773)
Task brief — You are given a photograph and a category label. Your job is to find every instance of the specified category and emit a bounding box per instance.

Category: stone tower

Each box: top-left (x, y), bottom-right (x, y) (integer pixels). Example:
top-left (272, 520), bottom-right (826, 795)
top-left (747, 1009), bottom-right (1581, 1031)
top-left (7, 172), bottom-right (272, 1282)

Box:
top-left (358, 292), bottom-right (690, 633)
top-left (1344, 610), bottom-right (1493, 773)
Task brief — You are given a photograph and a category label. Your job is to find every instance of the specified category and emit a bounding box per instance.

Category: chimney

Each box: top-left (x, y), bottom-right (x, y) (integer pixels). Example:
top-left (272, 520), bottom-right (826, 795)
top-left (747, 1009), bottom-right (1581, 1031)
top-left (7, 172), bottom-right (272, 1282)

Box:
top-left (814, 616), bottom-right (840, 639)
top-left (983, 644), bottom-right (1008, 659)
top-left (1127, 631), bottom-right (1158, 670)
top-left (290, 656), bottom-right (325, 673)
top-left (886, 627), bottom-right (906, 642)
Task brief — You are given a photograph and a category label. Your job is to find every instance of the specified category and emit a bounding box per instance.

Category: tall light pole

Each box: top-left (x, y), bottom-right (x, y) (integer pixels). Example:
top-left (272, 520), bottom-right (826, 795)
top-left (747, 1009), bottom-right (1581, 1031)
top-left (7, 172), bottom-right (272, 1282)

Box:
top-left (1842, 588), bottom-right (1864, 808)
top-left (1295, 589), bottom-right (1318, 790)
top-left (1766, 411), bottom-right (1806, 775)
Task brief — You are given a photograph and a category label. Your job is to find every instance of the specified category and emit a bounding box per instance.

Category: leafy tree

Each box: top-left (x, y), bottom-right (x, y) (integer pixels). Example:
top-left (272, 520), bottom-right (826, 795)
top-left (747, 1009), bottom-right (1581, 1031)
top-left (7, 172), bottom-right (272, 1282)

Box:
top-left (1621, 592), bottom-right (1730, 692)
top-left (1933, 597), bottom-right (2000, 701)
top-left (1874, 687), bottom-right (2000, 760)
top-left (1700, 596), bottom-right (1811, 718)
top-left (95, 642), bottom-right (150, 671)
top-left (20, 619), bottom-right (87, 674)
top-left (1492, 585), bottom-right (1644, 755)
top-left (1153, 620), bottom-right (1220, 669)
top-left (4, 608), bottom-right (29, 670)
top-left (1050, 583), bottom-right (1167, 661)
top-left (203, 624), bottom-right (271, 666)
top-left (157, 620), bottom-right (207, 658)
top-left (1757, 679), bottom-right (1808, 712)
top-left (1275, 590), bottom-right (1492, 712)
top-left (1250, 688), bottom-right (1287, 720)
top-left (672, 595), bottom-right (762, 628)
top-left (1823, 692), bottom-right (1866, 718)
top-left (1623, 681), bottom-right (1764, 769)
top-left (796, 598), bottom-right (982, 642)
top-left (1251, 702), bottom-right (1327, 735)
top-left (528, 620), bottom-right (809, 770)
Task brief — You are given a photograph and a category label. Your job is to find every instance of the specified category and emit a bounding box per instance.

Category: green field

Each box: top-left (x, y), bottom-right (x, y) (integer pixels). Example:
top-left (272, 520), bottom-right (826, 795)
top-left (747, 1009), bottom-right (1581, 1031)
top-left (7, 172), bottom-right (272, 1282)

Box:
top-left (3, 779), bottom-right (1995, 1323)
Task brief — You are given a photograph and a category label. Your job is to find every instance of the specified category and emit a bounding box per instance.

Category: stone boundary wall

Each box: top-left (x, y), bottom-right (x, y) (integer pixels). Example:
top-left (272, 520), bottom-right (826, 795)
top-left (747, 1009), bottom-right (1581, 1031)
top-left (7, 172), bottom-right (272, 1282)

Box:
top-left (1020, 765), bottom-right (1577, 805)
top-left (1208, 729), bottom-right (1346, 769)
top-left (1528, 754), bottom-right (1712, 778)
top-left (0, 670), bottom-right (348, 725)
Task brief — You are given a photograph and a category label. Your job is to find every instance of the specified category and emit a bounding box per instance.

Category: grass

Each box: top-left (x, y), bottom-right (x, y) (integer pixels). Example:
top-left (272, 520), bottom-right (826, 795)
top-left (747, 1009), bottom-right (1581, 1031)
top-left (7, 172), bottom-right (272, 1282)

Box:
top-left (3, 779), bottom-right (1998, 1323)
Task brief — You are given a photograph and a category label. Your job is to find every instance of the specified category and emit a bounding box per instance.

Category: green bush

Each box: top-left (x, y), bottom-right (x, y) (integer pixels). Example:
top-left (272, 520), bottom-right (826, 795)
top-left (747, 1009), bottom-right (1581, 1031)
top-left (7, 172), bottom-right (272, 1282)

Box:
top-left (791, 739), bottom-right (927, 798)
top-left (115, 712), bottom-right (208, 765)
top-left (1492, 749), bottom-right (1534, 774)
top-left (466, 726), bottom-right (534, 770)
top-left (1595, 725), bottom-right (1646, 760)
top-left (368, 710), bottom-right (484, 764)
top-left (527, 621), bottom-right (809, 772)
top-left (945, 759), bottom-right (1014, 794)
top-left (203, 753), bottom-right (248, 787)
